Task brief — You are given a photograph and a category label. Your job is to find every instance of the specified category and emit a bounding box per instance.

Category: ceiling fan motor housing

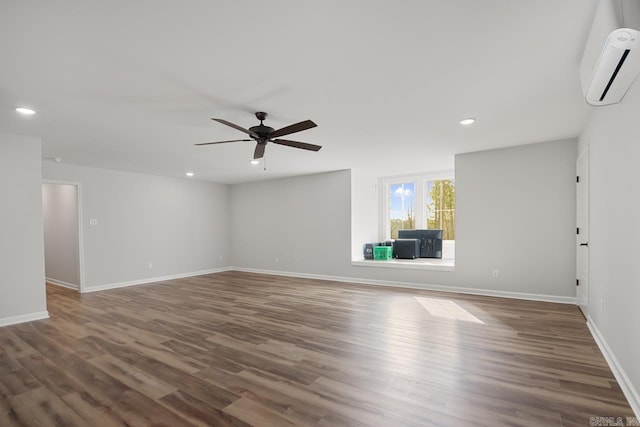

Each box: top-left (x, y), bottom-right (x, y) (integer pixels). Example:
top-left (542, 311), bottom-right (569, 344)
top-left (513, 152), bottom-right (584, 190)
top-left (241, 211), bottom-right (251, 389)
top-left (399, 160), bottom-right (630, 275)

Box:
top-left (249, 125), bottom-right (275, 144)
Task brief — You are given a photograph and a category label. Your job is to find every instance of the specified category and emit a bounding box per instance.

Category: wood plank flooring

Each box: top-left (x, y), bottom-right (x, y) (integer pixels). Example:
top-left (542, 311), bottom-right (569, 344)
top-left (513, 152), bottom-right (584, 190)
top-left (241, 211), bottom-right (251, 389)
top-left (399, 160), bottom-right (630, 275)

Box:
top-left (0, 271), bottom-right (634, 426)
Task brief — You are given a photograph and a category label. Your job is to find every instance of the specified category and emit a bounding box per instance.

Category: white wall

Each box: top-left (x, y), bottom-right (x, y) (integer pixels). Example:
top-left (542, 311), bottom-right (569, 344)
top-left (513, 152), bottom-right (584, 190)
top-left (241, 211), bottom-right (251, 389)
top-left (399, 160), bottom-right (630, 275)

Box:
top-left (231, 139), bottom-right (577, 301)
top-left (42, 183), bottom-right (80, 287)
top-left (350, 139), bottom-right (577, 299)
top-left (350, 169), bottom-right (380, 260)
top-left (579, 77), bottom-right (640, 413)
top-left (230, 170), bottom-right (352, 275)
top-left (42, 163), bottom-right (231, 290)
top-left (454, 139), bottom-right (577, 297)
top-left (0, 134), bottom-right (48, 325)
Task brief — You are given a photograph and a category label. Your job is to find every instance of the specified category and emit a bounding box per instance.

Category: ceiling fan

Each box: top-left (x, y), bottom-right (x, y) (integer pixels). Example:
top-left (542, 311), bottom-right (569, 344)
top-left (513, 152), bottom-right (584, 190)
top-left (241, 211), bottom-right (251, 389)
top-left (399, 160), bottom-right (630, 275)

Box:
top-left (195, 112), bottom-right (321, 160)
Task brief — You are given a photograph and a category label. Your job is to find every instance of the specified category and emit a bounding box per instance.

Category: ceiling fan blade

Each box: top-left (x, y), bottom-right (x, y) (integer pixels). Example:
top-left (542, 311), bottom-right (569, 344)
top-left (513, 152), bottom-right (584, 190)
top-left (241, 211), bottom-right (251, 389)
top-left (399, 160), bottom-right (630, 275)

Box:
top-left (254, 143), bottom-right (266, 159)
top-left (194, 139), bottom-right (252, 146)
top-left (269, 120), bottom-right (317, 138)
top-left (271, 139), bottom-right (322, 152)
top-left (211, 118), bottom-right (259, 138)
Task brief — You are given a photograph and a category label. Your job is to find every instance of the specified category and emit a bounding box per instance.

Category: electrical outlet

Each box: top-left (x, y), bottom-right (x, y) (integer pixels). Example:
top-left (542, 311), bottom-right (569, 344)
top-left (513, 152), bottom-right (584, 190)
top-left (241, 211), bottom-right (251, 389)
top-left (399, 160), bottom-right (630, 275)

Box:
top-left (492, 269), bottom-right (499, 278)
top-left (89, 219), bottom-right (98, 226)
top-left (148, 262), bottom-right (153, 269)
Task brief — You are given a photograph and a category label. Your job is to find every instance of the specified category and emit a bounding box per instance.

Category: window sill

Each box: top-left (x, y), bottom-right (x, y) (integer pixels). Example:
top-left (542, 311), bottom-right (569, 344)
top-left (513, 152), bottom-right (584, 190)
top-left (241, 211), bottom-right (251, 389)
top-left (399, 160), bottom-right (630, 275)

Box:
top-left (351, 258), bottom-right (455, 272)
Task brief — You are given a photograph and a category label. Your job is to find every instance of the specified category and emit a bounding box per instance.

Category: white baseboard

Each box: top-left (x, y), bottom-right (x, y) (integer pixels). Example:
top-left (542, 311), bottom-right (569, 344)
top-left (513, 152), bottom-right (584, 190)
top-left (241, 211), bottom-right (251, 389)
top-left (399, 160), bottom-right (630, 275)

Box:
top-left (46, 278), bottom-right (78, 290)
top-left (587, 317), bottom-right (640, 418)
top-left (82, 267), bottom-right (232, 293)
top-left (230, 267), bottom-right (576, 305)
top-left (0, 311), bottom-right (49, 327)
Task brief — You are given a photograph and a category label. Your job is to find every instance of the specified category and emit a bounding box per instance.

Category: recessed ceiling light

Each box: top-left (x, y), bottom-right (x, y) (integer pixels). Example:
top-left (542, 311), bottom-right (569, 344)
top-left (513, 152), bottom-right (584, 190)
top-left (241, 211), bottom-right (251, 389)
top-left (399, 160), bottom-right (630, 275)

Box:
top-left (250, 159), bottom-right (260, 165)
top-left (185, 172), bottom-right (194, 177)
top-left (16, 107), bottom-right (36, 115)
top-left (54, 157), bottom-right (62, 163)
top-left (459, 118), bottom-right (476, 126)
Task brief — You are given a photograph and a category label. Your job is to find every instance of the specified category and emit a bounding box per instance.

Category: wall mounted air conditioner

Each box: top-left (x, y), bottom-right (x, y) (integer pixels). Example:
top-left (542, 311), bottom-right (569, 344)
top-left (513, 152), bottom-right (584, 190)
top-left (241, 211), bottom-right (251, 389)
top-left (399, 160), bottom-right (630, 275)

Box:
top-left (585, 28), bottom-right (640, 106)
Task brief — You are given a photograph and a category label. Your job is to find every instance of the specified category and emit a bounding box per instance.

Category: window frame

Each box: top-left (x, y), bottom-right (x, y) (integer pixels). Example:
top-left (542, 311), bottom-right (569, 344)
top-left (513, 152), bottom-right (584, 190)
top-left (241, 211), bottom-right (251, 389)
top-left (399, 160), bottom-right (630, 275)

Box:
top-left (380, 170), bottom-right (454, 241)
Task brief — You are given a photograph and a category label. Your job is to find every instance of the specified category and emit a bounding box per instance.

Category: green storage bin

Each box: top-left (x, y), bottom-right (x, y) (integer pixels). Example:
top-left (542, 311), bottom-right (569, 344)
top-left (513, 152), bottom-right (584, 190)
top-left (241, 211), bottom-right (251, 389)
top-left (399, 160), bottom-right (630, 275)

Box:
top-left (373, 246), bottom-right (393, 260)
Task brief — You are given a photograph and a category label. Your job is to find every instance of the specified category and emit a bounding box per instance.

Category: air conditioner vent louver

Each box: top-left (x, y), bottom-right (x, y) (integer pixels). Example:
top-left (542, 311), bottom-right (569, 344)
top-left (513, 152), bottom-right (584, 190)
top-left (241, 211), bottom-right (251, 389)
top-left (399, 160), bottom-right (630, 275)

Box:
top-left (599, 49), bottom-right (630, 101)
top-left (585, 28), bottom-right (640, 106)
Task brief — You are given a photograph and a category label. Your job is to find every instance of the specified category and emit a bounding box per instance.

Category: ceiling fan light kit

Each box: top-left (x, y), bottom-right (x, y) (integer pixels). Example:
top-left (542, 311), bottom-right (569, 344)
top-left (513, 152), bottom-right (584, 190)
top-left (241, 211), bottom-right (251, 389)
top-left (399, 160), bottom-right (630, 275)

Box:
top-left (195, 111), bottom-right (321, 161)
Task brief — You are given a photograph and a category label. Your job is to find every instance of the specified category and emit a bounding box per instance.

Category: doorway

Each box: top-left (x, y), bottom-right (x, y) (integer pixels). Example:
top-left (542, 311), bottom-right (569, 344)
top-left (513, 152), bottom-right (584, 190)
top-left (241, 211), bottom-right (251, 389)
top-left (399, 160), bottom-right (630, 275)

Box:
top-left (42, 181), bottom-right (84, 292)
top-left (576, 148), bottom-right (589, 317)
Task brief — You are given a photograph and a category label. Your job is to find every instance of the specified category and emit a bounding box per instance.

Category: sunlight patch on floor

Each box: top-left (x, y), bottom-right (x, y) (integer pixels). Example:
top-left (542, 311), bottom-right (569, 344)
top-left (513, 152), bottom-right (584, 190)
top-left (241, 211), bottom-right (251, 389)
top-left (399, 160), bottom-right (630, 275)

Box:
top-left (414, 297), bottom-right (485, 324)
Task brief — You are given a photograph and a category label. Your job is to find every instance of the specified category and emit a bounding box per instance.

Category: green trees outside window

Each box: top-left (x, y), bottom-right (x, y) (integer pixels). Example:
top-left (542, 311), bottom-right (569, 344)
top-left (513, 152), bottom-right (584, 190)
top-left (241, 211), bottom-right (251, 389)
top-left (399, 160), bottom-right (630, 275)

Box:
top-left (426, 179), bottom-right (455, 240)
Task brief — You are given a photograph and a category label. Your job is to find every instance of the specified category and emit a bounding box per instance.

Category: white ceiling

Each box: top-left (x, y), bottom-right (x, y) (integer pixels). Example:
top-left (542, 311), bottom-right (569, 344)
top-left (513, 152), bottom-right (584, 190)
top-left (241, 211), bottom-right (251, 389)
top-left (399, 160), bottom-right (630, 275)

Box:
top-left (0, 0), bottom-right (598, 184)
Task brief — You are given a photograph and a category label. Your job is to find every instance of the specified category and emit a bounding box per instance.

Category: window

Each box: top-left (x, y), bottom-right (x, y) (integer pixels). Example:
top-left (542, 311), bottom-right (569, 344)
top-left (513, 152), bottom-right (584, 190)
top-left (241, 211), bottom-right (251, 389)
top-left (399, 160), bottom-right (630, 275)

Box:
top-left (389, 182), bottom-right (415, 239)
top-left (426, 179), bottom-right (455, 240)
top-left (381, 171), bottom-right (455, 244)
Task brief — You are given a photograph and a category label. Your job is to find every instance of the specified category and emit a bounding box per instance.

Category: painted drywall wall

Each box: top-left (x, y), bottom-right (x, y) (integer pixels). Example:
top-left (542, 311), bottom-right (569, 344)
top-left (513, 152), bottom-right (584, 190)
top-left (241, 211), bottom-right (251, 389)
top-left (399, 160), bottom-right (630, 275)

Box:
top-left (349, 139), bottom-right (577, 299)
top-left (579, 76), bottom-right (640, 413)
top-left (0, 134), bottom-right (48, 325)
top-left (453, 139), bottom-right (577, 296)
top-left (42, 163), bottom-right (231, 289)
top-left (42, 183), bottom-right (80, 287)
top-left (350, 169), bottom-right (380, 260)
top-left (231, 140), bottom-right (577, 300)
top-left (230, 170), bottom-right (352, 276)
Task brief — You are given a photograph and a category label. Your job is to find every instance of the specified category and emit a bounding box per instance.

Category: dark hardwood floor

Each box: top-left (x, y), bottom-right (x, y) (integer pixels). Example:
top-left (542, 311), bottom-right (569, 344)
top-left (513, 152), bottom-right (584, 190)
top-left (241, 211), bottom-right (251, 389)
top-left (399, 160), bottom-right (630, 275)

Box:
top-left (0, 271), bottom-right (633, 426)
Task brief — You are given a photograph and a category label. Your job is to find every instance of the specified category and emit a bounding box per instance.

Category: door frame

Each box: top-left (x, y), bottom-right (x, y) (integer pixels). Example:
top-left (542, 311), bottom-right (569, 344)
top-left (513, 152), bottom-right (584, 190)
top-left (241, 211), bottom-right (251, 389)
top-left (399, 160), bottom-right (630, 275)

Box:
top-left (42, 180), bottom-right (85, 293)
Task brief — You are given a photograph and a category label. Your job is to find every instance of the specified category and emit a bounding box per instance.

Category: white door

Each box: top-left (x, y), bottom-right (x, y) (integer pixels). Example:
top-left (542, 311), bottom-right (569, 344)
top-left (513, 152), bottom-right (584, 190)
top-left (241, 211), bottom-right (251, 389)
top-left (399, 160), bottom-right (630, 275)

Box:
top-left (576, 148), bottom-right (589, 317)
